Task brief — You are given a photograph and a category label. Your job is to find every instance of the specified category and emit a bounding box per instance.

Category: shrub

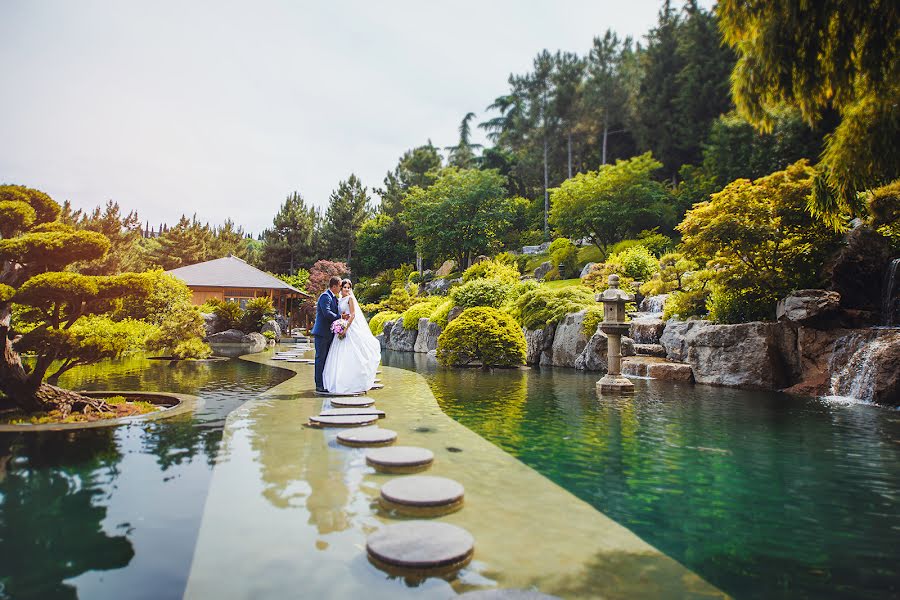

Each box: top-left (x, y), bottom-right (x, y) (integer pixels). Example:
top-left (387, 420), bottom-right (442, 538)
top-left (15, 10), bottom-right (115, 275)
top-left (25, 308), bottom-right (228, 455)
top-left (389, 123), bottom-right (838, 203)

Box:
top-left (867, 180), bottom-right (900, 248)
top-left (639, 253), bottom-right (697, 296)
top-left (239, 297), bottom-right (275, 332)
top-left (402, 298), bottom-right (443, 330)
top-left (636, 229), bottom-right (673, 256)
top-left (663, 289), bottom-right (710, 320)
top-left (449, 278), bottom-right (509, 309)
top-left (511, 286), bottom-right (595, 330)
top-left (429, 299), bottom-right (455, 329)
top-left (461, 259), bottom-right (521, 285)
top-left (581, 306), bottom-right (604, 337)
top-left (262, 330), bottom-right (276, 341)
top-left (505, 279), bottom-right (540, 305)
top-left (582, 262), bottom-right (636, 293)
top-left (549, 238), bottom-right (578, 279)
top-left (436, 307), bottom-right (526, 367)
top-left (204, 299), bottom-right (242, 330)
top-left (116, 270), bottom-right (192, 325)
top-left (368, 311), bottom-right (400, 336)
top-left (707, 286), bottom-right (778, 324)
top-left (172, 338), bottom-right (213, 360)
top-left (615, 245), bottom-right (659, 281)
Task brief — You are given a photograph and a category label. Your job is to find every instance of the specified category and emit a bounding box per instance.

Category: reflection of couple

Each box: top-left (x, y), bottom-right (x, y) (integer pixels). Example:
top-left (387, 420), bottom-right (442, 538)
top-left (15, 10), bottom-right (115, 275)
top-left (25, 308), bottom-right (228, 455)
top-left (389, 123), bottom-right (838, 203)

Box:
top-left (311, 276), bottom-right (381, 394)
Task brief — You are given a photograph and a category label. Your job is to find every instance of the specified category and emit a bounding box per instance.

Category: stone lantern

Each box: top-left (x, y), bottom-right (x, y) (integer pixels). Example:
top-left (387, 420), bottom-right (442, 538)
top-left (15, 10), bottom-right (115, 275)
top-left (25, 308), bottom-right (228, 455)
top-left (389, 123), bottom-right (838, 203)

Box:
top-left (596, 274), bottom-right (635, 395)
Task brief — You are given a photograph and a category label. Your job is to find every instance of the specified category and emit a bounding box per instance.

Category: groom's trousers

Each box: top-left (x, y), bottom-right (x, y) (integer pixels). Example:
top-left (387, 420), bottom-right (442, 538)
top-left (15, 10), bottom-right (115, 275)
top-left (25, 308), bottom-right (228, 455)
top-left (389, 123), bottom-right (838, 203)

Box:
top-left (313, 334), bottom-right (332, 390)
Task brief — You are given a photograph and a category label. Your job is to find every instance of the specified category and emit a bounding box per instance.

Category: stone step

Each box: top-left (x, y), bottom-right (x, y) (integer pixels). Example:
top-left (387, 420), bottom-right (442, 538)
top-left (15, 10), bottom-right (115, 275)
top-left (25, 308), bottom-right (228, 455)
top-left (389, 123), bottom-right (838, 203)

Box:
top-left (634, 343), bottom-right (667, 357)
top-left (329, 397), bottom-right (375, 408)
top-left (622, 356), bottom-right (694, 382)
top-left (366, 521), bottom-right (473, 575)
top-left (308, 414), bottom-right (379, 427)
top-left (319, 407), bottom-right (385, 419)
top-left (366, 446), bottom-right (434, 473)
top-left (337, 427), bottom-right (397, 447)
top-left (379, 475), bottom-right (464, 516)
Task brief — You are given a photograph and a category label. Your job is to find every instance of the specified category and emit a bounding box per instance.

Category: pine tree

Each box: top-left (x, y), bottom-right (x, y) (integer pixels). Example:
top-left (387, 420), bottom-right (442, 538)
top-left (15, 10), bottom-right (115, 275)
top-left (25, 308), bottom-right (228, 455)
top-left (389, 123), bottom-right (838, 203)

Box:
top-left (260, 192), bottom-right (318, 274)
top-left (321, 174), bottom-right (372, 263)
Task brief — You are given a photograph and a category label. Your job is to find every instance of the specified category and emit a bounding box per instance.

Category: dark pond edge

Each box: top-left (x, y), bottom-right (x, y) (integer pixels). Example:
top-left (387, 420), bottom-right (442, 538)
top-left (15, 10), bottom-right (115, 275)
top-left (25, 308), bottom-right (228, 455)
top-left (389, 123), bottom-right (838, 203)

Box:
top-left (0, 390), bottom-right (200, 432)
top-left (148, 356), bottom-right (230, 363)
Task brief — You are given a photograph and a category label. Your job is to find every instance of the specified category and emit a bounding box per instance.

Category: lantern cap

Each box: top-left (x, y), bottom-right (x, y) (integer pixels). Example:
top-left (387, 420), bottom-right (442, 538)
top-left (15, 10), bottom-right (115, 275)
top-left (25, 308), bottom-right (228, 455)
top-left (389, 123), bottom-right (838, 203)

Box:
top-left (597, 274), bottom-right (633, 302)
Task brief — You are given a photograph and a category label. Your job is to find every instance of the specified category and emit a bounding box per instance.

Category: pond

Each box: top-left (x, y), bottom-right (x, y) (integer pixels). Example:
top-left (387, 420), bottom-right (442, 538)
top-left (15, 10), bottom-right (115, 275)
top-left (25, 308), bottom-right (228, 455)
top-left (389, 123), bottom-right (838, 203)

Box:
top-left (0, 355), bottom-right (293, 600)
top-left (382, 351), bottom-right (900, 600)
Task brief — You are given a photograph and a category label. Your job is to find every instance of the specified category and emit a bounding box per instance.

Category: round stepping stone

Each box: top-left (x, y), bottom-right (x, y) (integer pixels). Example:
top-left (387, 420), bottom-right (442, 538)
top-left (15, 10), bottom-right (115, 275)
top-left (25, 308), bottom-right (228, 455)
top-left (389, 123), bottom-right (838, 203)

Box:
top-left (329, 396), bottom-right (374, 408)
top-left (369, 383), bottom-right (384, 390)
top-left (366, 446), bottom-right (434, 473)
top-left (337, 427), bottom-right (397, 447)
top-left (457, 591), bottom-right (561, 600)
top-left (366, 521), bottom-right (474, 574)
top-left (319, 407), bottom-right (385, 418)
top-left (308, 414), bottom-right (378, 428)
top-left (314, 390), bottom-right (365, 397)
top-left (380, 475), bottom-right (464, 516)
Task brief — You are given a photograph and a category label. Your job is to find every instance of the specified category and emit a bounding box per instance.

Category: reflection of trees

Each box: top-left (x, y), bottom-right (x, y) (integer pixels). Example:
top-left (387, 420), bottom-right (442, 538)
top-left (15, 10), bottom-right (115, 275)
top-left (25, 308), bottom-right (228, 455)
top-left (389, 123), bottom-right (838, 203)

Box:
top-left (0, 431), bottom-right (133, 600)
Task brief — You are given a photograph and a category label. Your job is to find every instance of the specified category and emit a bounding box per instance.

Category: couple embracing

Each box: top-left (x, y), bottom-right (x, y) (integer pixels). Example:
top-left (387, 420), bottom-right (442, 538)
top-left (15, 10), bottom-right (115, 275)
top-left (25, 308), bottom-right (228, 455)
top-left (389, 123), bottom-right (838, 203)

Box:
top-left (310, 276), bottom-right (381, 394)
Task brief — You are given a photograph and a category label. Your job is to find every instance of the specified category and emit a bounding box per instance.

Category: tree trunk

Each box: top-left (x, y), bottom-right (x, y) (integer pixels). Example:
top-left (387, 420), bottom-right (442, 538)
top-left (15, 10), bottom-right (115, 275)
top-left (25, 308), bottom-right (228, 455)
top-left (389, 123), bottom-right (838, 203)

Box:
top-left (567, 132), bottom-right (572, 179)
top-left (543, 136), bottom-right (549, 239)
top-left (602, 118), bottom-right (609, 166)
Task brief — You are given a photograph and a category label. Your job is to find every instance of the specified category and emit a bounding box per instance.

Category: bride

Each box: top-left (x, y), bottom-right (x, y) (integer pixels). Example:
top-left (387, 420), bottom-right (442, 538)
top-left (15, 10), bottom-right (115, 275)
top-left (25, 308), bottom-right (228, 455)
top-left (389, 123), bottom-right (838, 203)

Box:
top-left (322, 279), bottom-right (381, 394)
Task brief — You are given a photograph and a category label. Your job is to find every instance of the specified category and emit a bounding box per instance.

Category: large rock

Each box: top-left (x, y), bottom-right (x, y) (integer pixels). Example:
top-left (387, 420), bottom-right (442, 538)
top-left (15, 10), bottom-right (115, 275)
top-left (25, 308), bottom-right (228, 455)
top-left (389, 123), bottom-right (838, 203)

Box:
top-left (523, 324), bottom-right (556, 365)
top-left (414, 318), bottom-right (442, 353)
top-left (574, 328), bottom-right (635, 371)
top-left (776, 290), bottom-right (841, 323)
top-left (630, 315), bottom-right (665, 344)
top-left (827, 330), bottom-right (900, 406)
top-left (534, 261), bottom-right (553, 280)
top-left (541, 311), bottom-right (589, 367)
top-left (207, 329), bottom-right (267, 355)
top-left (435, 260), bottom-right (457, 277)
top-left (781, 326), bottom-right (856, 397)
top-left (376, 333), bottom-right (386, 350)
top-left (827, 226), bottom-right (894, 316)
top-left (385, 318), bottom-right (418, 352)
top-left (201, 312), bottom-right (227, 337)
top-left (207, 328), bottom-right (248, 344)
top-left (261, 319), bottom-right (282, 341)
top-left (447, 306), bottom-right (464, 324)
top-left (423, 277), bottom-right (453, 296)
top-left (659, 319), bottom-right (709, 363)
top-left (579, 262), bottom-right (597, 279)
top-left (647, 362), bottom-right (694, 382)
top-left (681, 321), bottom-right (792, 389)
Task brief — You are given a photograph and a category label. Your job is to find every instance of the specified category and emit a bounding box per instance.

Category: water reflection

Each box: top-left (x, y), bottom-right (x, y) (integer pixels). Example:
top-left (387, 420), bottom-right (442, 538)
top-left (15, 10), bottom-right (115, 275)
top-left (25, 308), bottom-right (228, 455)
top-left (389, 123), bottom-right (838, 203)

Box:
top-left (383, 351), bottom-right (900, 600)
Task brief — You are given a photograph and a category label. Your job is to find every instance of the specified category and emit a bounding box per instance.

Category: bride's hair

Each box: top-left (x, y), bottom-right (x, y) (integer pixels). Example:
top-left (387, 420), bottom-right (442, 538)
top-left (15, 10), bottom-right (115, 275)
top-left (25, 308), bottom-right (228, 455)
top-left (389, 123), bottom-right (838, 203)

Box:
top-left (341, 278), bottom-right (353, 290)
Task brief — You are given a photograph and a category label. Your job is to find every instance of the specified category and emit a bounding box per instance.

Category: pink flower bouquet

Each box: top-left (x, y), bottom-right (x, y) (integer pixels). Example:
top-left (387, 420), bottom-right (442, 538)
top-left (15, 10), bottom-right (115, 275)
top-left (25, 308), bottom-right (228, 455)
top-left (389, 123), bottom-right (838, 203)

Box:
top-left (331, 318), bottom-right (349, 339)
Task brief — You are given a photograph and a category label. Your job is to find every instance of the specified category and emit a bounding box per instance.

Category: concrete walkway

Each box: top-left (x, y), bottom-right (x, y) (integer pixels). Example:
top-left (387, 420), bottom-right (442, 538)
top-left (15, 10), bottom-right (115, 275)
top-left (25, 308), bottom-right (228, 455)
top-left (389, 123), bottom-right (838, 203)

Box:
top-left (184, 351), bottom-right (726, 599)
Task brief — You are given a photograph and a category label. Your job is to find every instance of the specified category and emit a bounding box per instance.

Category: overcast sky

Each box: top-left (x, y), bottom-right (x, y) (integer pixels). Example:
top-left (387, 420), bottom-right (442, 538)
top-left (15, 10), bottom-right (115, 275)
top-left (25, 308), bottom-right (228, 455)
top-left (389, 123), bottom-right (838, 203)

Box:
top-left (0, 0), bottom-right (712, 234)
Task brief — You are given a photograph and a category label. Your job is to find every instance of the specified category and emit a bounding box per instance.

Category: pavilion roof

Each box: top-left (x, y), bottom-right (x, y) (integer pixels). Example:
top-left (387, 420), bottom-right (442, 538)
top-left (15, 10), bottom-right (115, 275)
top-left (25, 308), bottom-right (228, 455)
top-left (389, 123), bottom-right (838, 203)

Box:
top-left (167, 255), bottom-right (308, 295)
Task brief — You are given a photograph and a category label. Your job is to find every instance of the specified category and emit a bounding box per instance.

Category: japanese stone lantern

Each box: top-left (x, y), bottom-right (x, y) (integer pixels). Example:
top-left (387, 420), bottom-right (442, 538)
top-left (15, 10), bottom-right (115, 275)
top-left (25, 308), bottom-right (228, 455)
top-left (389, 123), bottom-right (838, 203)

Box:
top-left (596, 274), bottom-right (635, 395)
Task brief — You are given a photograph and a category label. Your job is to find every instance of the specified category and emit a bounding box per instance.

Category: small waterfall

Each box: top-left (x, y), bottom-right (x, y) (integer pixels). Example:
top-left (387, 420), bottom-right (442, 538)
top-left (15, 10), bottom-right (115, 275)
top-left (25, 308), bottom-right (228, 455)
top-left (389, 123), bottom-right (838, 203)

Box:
top-left (639, 294), bottom-right (669, 314)
top-left (827, 331), bottom-right (899, 402)
top-left (883, 257), bottom-right (900, 326)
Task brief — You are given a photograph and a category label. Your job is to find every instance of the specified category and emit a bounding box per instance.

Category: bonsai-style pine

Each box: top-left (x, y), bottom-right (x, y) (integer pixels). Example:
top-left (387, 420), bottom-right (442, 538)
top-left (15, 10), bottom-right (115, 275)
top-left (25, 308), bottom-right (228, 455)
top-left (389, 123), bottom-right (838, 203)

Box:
top-left (0, 185), bottom-right (151, 415)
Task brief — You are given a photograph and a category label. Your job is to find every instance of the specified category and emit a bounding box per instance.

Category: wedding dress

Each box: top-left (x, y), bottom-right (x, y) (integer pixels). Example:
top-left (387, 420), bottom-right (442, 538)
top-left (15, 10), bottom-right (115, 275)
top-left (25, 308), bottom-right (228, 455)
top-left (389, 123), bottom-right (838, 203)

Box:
top-left (322, 294), bottom-right (381, 394)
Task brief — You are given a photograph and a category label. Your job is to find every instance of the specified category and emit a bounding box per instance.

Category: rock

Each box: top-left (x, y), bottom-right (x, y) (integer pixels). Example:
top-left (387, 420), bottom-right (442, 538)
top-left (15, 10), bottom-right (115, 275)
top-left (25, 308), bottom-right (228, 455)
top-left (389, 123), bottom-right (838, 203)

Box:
top-left (682, 321), bottom-right (792, 389)
top-left (473, 255), bottom-right (491, 265)
top-left (385, 318), bottom-right (418, 352)
top-left (827, 330), bottom-right (900, 406)
top-left (579, 262), bottom-right (597, 279)
top-left (630, 315), bottom-right (665, 344)
top-left (275, 313), bottom-right (289, 335)
top-left (376, 332), bottom-right (386, 350)
top-left (447, 306), bottom-right (464, 324)
top-left (541, 311), bottom-right (589, 367)
top-left (422, 277), bottom-right (453, 296)
top-left (207, 329), bottom-right (267, 355)
top-left (639, 294), bottom-right (669, 313)
top-left (622, 356), bottom-right (664, 377)
top-left (534, 261), bottom-right (554, 280)
top-left (207, 328), bottom-right (248, 343)
top-left (776, 289), bottom-right (841, 323)
top-left (659, 319), bottom-right (709, 363)
top-left (435, 260), bottom-right (457, 277)
top-left (827, 226), bottom-right (894, 315)
top-left (647, 362), bottom-right (694, 382)
top-left (575, 328), bottom-right (635, 371)
top-left (633, 343), bottom-right (666, 357)
top-left (523, 324), bottom-right (556, 365)
top-left (201, 312), bottom-right (226, 337)
top-left (522, 241), bottom-right (551, 255)
top-left (414, 318), bottom-right (442, 353)
top-left (781, 326), bottom-right (855, 397)
top-left (261, 319), bottom-right (282, 341)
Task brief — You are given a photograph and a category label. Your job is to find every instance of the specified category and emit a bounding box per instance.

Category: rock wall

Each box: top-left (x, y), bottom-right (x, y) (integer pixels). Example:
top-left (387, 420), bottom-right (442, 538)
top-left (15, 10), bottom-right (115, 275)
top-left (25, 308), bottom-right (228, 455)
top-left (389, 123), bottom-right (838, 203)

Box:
top-left (414, 318), bottom-right (442, 353)
top-left (383, 318), bottom-right (419, 352)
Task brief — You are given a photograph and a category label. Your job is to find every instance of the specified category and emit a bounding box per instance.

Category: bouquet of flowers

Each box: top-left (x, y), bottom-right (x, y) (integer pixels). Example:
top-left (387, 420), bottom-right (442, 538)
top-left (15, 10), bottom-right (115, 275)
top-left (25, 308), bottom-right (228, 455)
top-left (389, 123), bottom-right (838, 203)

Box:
top-left (331, 318), bottom-right (349, 339)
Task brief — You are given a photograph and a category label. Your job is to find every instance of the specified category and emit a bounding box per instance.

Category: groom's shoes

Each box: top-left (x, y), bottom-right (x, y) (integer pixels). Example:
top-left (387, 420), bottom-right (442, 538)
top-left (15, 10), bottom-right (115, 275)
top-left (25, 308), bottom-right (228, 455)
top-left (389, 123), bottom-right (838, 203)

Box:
top-left (315, 387), bottom-right (328, 393)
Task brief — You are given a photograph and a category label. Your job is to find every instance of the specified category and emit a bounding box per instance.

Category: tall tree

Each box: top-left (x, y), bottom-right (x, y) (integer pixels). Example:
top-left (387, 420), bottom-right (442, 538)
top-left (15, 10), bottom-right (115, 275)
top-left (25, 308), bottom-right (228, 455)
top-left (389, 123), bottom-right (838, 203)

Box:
top-left (259, 192), bottom-right (318, 274)
top-left (321, 174), bottom-right (372, 263)
top-left (59, 200), bottom-right (142, 275)
top-left (445, 112), bottom-right (483, 169)
top-left (148, 215), bottom-right (213, 270)
top-left (211, 219), bottom-right (249, 259)
top-left (719, 0), bottom-right (900, 226)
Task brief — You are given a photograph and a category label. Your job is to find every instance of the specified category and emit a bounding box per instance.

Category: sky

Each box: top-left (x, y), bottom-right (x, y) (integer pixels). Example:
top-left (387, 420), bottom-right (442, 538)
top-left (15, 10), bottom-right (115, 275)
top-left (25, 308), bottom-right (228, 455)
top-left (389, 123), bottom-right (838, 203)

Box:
top-left (0, 0), bottom-right (713, 235)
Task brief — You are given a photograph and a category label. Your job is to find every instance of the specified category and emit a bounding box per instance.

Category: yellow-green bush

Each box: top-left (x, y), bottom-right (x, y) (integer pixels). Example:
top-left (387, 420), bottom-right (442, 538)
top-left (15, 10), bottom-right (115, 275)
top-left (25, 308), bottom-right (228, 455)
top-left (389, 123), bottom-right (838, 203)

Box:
top-left (581, 306), bottom-right (605, 337)
top-left (401, 297), bottom-right (443, 330)
top-left (510, 286), bottom-right (595, 330)
top-left (368, 311), bottom-right (400, 336)
top-left (582, 262), bottom-right (636, 293)
top-left (449, 278), bottom-right (509, 309)
top-left (461, 258), bottom-right (521, 285)
top-left (429, 299), bottom-right (455, 329)
top-left (172, 338), bottom-right (213, 359)
top-left (436, 307), bottom-right (526, 367)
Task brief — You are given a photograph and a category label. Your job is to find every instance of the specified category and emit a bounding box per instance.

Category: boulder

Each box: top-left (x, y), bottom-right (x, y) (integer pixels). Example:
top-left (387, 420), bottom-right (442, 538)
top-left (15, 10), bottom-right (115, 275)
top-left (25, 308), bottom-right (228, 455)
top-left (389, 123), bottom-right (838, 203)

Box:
top-left (414, 318), bottom-right (442, 353)
top-left (385, 318), bottom-right (418, 352)
top-left (422, 278), bottom-right (453, 296)
top-left (826, 226), bottom-right (894, 315)
top-left (534, 261), bottom-right (554, 280)
top-left (575, 328), bottom-right (635, 371)
top-left (207, 328), bottom-right (247, 344)
top-left (647, 362), bottom-right (694, 382)
top-left (659, 319), bottom-right (709, 363)
top-left (261, 319), bottom-right (282, 341)
top-left (622, 356), bottom-right (665, 378)
top-left (376, 333), bottom-right (386, 350)
top-left (682, 321), bottom-right (792, 389)
top-left (275, 313), bottom-right (289, 335)
top-left (447, 306), bottom-right (464, 324)
top-left (827, 329), bottom-right (900, 406)
top-left (633, 343), bottom-right (666, 357)
top-left (435, 260), bottom-right (457, 277)
top-left (201, 312), bottom-right (227, 337)
top-left (207, 329), bottom-right (267, 355)
top-left (541, 311), bottom-right (589, 368)
top-left (523, 324), bottom-right (556, 365)
top-left (630, 315), bottom-right (665, 344)
top-left (579, 262), bottom-right (597, 279)
top-left (781, 326), bottom-right (855, 397)
top-left (776, 289), bottom-right (841, 323)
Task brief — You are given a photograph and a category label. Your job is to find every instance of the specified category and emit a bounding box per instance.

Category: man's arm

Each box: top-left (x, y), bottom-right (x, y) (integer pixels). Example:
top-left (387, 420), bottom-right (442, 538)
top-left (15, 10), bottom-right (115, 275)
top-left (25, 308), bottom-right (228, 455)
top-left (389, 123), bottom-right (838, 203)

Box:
top-left (318, 293), bottom-right (340, 320)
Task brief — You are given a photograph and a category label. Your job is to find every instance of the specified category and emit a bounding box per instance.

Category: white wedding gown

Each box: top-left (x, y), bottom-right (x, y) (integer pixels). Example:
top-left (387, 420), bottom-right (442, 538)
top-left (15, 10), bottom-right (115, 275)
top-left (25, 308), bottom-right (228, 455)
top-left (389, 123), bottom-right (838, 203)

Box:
top-left (322, 294), bottom-right (382, 394)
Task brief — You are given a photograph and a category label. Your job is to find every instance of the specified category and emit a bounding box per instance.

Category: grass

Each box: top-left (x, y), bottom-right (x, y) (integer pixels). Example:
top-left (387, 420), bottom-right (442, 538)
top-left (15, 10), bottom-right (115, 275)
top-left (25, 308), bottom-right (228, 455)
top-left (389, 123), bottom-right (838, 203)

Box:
top-left (577, 245), bottom-right (605, 264)
top-left (541, 278), bottom-right (585, 290)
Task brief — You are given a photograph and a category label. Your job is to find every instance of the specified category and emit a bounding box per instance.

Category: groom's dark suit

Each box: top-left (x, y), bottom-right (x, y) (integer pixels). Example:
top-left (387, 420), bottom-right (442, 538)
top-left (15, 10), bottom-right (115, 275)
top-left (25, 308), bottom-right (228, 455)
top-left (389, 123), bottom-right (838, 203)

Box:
top-left (311, 288), bottom-right (340, 391)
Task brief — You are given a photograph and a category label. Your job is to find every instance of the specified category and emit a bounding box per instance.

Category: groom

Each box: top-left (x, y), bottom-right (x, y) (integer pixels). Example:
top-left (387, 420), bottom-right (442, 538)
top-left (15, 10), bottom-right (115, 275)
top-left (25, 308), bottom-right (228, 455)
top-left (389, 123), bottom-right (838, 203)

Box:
top-left (311, 275), bottom-right (344, 393)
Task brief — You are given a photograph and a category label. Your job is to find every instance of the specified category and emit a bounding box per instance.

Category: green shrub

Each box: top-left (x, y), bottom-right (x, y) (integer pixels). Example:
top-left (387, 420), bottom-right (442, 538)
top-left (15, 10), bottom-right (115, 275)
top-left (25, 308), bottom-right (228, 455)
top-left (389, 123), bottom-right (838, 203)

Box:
top-left (511, 286), bottom-right (595, 330)
top-left (505, 279), bottom-right (540, 305)
top-left (582, 262), bottom-right (636, 293)
top-left (402, 298), bottom-right (443, 330)
top-left (639, 252), bottom-right (697, 296)
top-left (461, 259), bottom-right (521, 285)
top-left (429, 299), bottom-right (455, 329)
top-left (607, 238), bottom-right (643, 257)
top-left (867, 179), bottom-right (900, 248)
top-left (707, 286), bottom-right (778, 324)
top-left (663, 289), bottom-right (710, 320)
top-left (239, 297), bottom-right (275, 332)
top-left (436, 307), bottom-right (526, 367)
top-left (210, 299), bottom-right (242, 330)
top-left (449, 278), bottom-right (509, 309)
top-left (614, 245), bottom-right (659, 281)
top-left (262, 330), bottom-right (276, 341)
top-left (368, 311), bottom-right (400, 336)
top-left (636, 229), bottom-right (673, 256)
top-left (581, 306), bottom-right (604, 337)
top-left (172, 338), bottom-right (213, 360)
top-left (548, 237), bottom-right (578, 279)
top-left (147, 302), bottom-right (206, 353)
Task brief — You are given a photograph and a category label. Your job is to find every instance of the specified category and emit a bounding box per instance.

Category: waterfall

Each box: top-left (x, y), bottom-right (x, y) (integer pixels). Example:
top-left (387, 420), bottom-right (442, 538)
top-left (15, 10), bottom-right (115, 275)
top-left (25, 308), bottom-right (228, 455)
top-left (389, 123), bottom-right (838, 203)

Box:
top-left (883, 257), bottom-right (900, 326)
top-left (639, 294), bottom-right (669, 314)
top-left (827, 331), bottom-right (898, 402)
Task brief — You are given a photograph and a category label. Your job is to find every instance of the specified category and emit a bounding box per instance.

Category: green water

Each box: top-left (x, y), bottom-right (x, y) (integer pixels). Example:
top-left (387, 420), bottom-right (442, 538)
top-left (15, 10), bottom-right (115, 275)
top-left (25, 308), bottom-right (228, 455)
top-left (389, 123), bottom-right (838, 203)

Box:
top-left (382, 351), bottom-right (900, 600)
top-left (0, 355), bottom-right (292, 600)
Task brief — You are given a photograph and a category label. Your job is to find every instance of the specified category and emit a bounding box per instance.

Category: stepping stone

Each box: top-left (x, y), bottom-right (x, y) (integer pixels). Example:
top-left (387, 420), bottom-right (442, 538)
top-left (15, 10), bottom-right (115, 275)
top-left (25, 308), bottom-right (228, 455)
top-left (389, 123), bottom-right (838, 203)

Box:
top-left (380, 475), bottom-right (464, 516)
top-left (366, 446), bottom-right (434, 473)
top-left (308, 414), bottom-right (378, 428)
top-left (329, 397), bottom-right (375, 408)
top-left (457, 591), bottom-right (561, 600)
top-left (366, 521), bottom-right (474, 573)
top-left (374, 378), bottom-right (381, 384)
top-left (369, 383), bottom-right (384, 390)
top-left (319, 407), bottom-right (385, 418)
top-left (314, 390), bottom-right (365, 397)
top-left (337, 427), bottom-right (397, 447)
